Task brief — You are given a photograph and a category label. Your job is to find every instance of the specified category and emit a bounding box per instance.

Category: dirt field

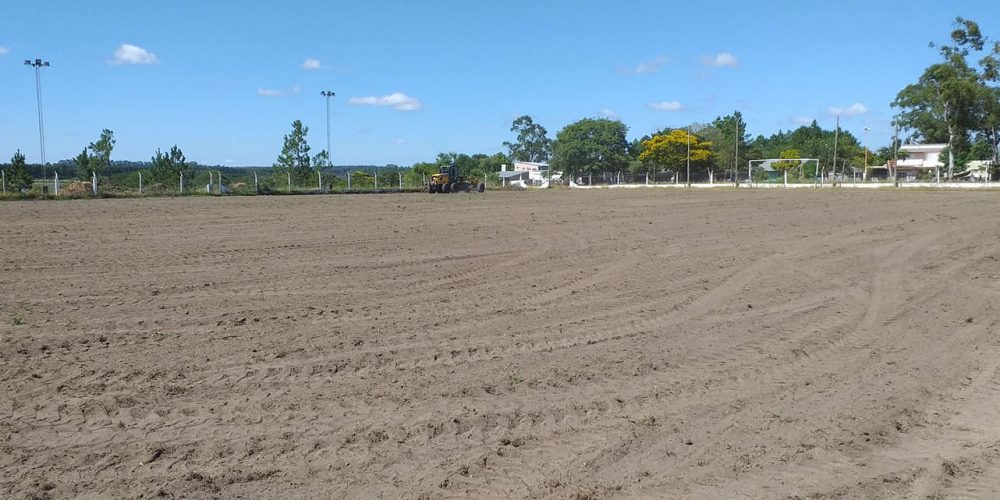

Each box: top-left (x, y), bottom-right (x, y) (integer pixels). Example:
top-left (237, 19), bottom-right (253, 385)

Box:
top-left (3, 189), bottom-right (1000, 499)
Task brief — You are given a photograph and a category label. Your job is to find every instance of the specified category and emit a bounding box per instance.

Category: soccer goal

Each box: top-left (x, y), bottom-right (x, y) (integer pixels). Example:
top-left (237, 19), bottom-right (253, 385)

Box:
top-left (746, 158), bottom-right (819, 184)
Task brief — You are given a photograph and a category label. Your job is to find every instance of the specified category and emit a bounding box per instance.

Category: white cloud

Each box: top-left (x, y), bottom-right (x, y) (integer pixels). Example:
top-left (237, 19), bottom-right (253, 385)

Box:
top-left (291, 84), bottom-right (302, 94)
top-left (702, 52), bottom-right (740, 68)
top-left (647, 101), bottom-right (685, 112)
top-left (0, 46), bottom-right (9, 55)
top-left (632, 55), bottom-right (669, 75)
top-left (348, 92), bottom-right (423, 111)
top-left (828, 102), bottom-right (868, 117)
top-left (598, 109), bottom-right (619, 119)
top-left (302, 58), bottom-right (321, 70)
top-left (791, 116), bottom-right (815, 126)
top-left (393, 138), bottom-right (406, 144)
top-left (257, 88), bottom-right (284, 97)
top-left (109, 43), bottom-right (158, 65)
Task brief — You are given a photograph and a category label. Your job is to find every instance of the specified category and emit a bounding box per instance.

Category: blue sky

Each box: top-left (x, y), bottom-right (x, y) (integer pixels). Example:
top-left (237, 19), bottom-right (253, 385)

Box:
top-left (1, 0), bottom-right (998, 167)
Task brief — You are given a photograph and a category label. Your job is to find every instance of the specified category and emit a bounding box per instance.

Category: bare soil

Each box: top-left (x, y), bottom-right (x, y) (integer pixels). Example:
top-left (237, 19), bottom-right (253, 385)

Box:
top-left (3, 189), bottom-right (1000, 499)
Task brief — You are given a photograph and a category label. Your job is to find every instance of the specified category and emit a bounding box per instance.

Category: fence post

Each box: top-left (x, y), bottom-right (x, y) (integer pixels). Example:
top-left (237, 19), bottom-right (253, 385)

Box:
top-left (208, 172), bottom-right (213, 193)
top-left (218, 171), bottom-right (222, 194)
top-left (374, 171), bottom-right (378, 190)
top-left (139, 172), bottom-right (143, 195)
top-left (93, 171), bottom-right (99, 196)
top-left (287, 171), bottom-right (291, 193)
top-left (784, 170), bottom-right (787, 187)
top-left (180, 172), bottom-right (184, 194)
top-left (253, 171), bottom-right (258, 193)
top-left (318, 170), bottom-right (323, 191)
top-left (348, 171), bottom-right (352, 190)
top-left (54, 172), bottom-right (59, 196)
top-left (399, 172), bottom-right (402, 190)
top-left (2, 170), bottom-right (5, 196)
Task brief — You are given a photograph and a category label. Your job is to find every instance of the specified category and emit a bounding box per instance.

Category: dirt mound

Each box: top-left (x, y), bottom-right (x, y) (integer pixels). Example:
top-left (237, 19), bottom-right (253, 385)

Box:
top-left (60, 181), bottom-right (92, 196)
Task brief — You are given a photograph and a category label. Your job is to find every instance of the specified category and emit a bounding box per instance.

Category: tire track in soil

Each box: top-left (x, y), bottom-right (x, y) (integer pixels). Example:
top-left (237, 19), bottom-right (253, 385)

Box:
top-left (6, 191), bottom-right (1000, 499)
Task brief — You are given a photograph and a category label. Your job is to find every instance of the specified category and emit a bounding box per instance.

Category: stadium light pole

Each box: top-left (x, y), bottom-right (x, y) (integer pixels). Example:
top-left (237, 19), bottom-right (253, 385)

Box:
top-left (863, 127), bottom-right (871, 179)
top-left (25, 58), bottom-right (50, 179)
top-left (321, 91), bottom-right (335, 164)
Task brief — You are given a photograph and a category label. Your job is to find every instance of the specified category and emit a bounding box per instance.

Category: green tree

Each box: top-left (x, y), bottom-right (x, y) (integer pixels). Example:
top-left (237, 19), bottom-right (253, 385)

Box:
top-left (551, 118), bottom-right (629, 180)
top-left (638, 129), bottom-right (713, 181)
top-left (503, 115), bottom-right (552, 163)
top-left (893, 17), bottom-right (1000, 178)
top-left (750, 121), bottom-right (860, 178)
top-left (73, 148), bottom-right (92, 181)
top-left (88, 129), bottom-right (116, 182)
top-left (149, 145), bottom-right (196, 187)
top-left (350, 171), bottom-right (374, 188)
top-left (273, 120), bottom-right (312, 185)
top-left (708, 111), bottom-right (750, 180)
top-left (771, 149), bottom-right (802, 176)
top-left (410, 161), bottom-right (439, 177)
top-left (977, 86), bottom-right (1000, 165)
top-left (313, 149), bottom-right (331, 169)
top-left (4, 150), bottom-right (32, 193)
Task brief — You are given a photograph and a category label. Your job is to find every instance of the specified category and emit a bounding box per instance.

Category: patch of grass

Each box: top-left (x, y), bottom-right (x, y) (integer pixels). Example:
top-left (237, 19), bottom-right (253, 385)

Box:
top-left (10, 313), bottom-right (24, 326)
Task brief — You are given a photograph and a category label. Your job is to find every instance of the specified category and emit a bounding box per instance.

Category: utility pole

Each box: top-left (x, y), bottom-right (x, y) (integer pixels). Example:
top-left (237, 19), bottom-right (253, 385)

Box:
top-left (863, 126), bottom-right (871, 181)
top-left (831, 115), bottom-right (839, 184)
top-left (24, 59), bottom-right (50, 179)
top-left (321, 90), bottom-right (335, 162)
top-left (686, 125), bottom-right (691, 187)
top-left (734, 118), bottom-right (740, 185)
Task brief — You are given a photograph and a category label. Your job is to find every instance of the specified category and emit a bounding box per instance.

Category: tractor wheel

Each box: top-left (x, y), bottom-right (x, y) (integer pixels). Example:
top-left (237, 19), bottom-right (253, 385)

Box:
top-left (449, 182), bottom-right (458, 193)
top-left (428, 183), bottom-right (437, 193)
top-left (442, 183), bottom-right (451, 193)
top-left (477, 183), bottom-right (485, 193)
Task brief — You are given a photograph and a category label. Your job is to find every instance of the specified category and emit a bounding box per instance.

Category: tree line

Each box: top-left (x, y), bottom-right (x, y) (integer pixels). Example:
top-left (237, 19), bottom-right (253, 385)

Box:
top-left (4, 17), bottom-right (996, 194)
top-left (892, 17), bottom-right (1000, 178)
top-left (439, 17), bottom-right (998, 183)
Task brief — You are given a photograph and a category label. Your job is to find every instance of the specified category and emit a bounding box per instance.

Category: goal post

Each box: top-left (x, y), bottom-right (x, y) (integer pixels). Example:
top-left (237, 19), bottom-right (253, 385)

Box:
top-left (747, 158), bottom-right (819, 185)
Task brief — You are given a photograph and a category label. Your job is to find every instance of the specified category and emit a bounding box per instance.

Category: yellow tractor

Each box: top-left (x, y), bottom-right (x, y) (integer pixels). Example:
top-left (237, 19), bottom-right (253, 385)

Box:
top-left (428, 164), bottom-right (485, 193)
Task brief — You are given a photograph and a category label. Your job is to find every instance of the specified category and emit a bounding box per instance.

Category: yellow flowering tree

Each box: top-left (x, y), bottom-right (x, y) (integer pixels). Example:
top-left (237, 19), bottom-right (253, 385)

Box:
top-left (638, 129), bottom-right (714, 180)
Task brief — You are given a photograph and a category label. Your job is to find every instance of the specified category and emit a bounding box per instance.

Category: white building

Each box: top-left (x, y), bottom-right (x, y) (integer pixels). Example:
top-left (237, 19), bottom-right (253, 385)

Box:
top-left (960, 160), bottom-right (994, 181)
top-left (891, 143), bottom-right (945, 180)
top-left (507, 161), bottom-right (561, 185)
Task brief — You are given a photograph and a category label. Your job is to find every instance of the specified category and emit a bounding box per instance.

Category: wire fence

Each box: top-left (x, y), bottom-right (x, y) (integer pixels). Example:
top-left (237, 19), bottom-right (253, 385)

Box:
top-left (4, 167), bottom-right (997, 199)
top-left (568, 167), bottom-right (995, 187)
top-left (5, 170), bottom-right (467, 199)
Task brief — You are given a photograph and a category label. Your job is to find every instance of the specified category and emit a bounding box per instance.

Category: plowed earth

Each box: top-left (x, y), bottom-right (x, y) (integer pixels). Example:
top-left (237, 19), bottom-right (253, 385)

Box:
top-left (3, 189), bottom-right (1000, 499)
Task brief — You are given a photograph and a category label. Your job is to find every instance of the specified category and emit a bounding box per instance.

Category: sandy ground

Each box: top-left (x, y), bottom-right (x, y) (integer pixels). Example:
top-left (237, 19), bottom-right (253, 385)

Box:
top-left (3, 189), bottom-right (1000, 499)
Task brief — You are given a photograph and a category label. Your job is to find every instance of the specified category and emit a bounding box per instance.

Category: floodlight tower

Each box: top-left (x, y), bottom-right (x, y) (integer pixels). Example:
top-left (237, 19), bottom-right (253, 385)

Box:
top-left (863, 127), bottom-right (872, 174)
top-left (25, 58), bottom-right (50, 178)
top-left (321, 91), bottom-right (336, 163)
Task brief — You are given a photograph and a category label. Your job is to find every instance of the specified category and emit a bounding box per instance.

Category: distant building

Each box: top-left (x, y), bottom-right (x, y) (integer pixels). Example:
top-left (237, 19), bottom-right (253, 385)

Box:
top-left (498, 170), bottom-right (529, 186)
top-left (958, 160), bottom-right (994, 181)
top-left (891, 143), bottom-right (946, 180)
top-left (511, 161), bottom-right (561, 185)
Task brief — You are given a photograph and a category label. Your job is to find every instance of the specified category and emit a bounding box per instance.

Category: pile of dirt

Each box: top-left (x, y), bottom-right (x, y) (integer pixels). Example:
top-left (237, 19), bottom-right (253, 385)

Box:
top-left (59, 181), bottom-right (92, 196)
